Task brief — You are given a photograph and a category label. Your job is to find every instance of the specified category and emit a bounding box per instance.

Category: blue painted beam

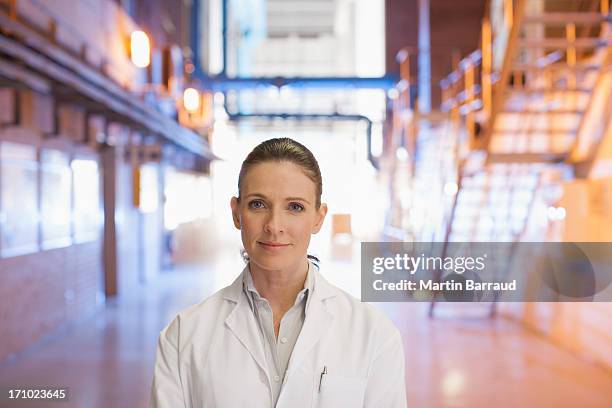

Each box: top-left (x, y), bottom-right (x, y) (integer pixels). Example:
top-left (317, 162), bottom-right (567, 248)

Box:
top-left (196, 75), bottom-right (399, 91)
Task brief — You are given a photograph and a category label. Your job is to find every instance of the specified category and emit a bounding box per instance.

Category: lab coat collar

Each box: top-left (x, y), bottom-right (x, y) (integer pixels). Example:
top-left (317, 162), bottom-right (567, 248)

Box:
top-left (223, 259), bottom-right (337, 304)
top-left (223, 259), bottom-right (337, 377)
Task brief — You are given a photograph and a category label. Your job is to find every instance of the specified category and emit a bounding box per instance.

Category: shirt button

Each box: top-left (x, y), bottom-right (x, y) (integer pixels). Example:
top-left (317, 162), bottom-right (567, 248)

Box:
top-left (274, 375), bottom-right (280, 382)
top-left (280, 337), bottom-right (288, 344)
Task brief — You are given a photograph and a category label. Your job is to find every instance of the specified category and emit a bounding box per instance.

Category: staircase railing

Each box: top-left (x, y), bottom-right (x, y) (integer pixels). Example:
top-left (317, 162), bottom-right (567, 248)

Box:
top-left (439, 0), bottom-right (526, 157)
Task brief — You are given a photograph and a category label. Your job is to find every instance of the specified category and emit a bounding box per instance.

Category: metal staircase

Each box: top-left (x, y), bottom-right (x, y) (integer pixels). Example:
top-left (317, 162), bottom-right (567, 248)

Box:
top-left (385, 0), bottom-right (612, 316)
top-left (485, 1), bottom-right (612, 165)
top-left (438, 0), bottom-right (612, 246)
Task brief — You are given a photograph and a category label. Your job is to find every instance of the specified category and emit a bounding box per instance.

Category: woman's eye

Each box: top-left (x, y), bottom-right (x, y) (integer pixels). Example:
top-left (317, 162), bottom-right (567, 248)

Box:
top-left (289, 202), bottom-right (304, 212)
top-left (248, 200), bottom-right (265, 209)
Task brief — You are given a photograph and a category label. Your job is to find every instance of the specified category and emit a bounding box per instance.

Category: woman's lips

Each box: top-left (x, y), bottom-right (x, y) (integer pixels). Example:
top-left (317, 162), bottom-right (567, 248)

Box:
top-left (258, 241), bottom-right (291, 250)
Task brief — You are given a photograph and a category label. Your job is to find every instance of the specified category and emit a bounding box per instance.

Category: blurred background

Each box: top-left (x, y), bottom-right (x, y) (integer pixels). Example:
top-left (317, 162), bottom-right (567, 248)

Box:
top-left (0, 0), bottom-right (612, 406)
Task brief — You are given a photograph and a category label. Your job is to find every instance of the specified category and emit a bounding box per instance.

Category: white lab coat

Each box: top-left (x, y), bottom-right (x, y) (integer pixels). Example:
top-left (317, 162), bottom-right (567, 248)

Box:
top-left (150, 262), bottom-right (407, 408)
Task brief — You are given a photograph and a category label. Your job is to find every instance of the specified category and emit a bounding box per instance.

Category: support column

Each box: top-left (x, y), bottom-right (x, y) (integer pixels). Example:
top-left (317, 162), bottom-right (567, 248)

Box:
top-left (418, 0), bottom-right (431, 113)
top-left (102, 144), bottom-right (118, 297)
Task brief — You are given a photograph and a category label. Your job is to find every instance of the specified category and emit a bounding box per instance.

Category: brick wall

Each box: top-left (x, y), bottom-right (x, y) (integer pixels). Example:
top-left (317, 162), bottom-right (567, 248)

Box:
top-left (0, 242), bottom-right (102, 363)
top-left (0, 101), bottom-right (165, 364)
top-left (0, 88), bottom-right (104, 364)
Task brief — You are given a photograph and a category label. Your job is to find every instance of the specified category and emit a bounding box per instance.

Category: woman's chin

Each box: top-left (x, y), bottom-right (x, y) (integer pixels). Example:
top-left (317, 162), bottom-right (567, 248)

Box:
top-left (250, 253), bottom-right (292, 271)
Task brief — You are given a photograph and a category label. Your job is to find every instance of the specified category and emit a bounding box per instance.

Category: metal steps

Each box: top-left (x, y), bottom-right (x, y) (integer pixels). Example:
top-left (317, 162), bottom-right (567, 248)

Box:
top-left (517, 38), bottom-right (608, 49)
top-left (512, 63), bottom-right (601, 72)
top-left (500, 109), bottom-right (583, 114)
top-left (506, 87), bottom-right (592, 94)
top-left (522, 12), bottom-right (612, 25)
top-left (493, 129), bottom-right (577, 135)
top-left (488, 152), bottom-right (567, 164)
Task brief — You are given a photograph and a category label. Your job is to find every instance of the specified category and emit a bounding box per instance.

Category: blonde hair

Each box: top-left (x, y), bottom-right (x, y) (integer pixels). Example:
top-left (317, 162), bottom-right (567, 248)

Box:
top-left (237, 137), bottom-right (322, 208)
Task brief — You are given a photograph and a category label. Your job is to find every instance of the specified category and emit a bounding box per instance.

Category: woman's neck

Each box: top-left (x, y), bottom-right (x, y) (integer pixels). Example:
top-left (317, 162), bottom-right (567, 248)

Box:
top-left (249, 258), bottom-right (309, 313)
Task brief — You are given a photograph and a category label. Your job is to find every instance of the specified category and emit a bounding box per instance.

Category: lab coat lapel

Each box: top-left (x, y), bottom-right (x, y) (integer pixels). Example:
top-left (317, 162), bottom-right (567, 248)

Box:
top-left (287, 268), bottom-right (336, 373)
top-left (223, 268), bottom-right (268, 377)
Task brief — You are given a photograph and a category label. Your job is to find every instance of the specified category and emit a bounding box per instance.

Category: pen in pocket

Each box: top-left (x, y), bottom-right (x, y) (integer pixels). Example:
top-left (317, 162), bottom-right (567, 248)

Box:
top-left (318, 366), bottom-right (327, 393)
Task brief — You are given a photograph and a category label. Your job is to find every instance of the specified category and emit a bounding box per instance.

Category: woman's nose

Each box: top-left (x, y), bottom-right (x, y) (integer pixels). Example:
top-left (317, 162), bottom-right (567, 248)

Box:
top-left (264, 210), bottom-right (285, 233)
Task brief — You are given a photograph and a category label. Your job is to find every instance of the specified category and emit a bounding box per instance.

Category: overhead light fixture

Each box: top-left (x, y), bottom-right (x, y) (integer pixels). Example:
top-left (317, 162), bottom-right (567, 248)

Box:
top-left (443, 181), bottom-right (459, 196)
top-left (396, 147), bottom-right (409, 162)
top-left (183, 87), bottom-right (200, 112)
top-left (130, 30), bottom-right (151, 68)
top-left (387, 88), bottom-right (400, 100)
top-left (547, 206), bottom-right (566, 221)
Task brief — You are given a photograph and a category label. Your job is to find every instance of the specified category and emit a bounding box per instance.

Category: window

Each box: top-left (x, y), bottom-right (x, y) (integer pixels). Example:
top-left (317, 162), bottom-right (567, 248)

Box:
top-left (0, 142), bottom-right (39, 257)
top-left (139, 163), bottom-right (159, 214)
top-left (164, 168), bottom-right (212, 230)
top-left (41, 149), bottom-right (72, 249)
top-left (72, 158), bottom-right (102, 242)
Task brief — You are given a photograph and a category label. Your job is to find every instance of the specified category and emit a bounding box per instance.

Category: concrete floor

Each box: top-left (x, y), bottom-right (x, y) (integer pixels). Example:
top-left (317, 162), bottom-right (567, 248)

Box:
top-left (1, 252), bottom-right (612, 408)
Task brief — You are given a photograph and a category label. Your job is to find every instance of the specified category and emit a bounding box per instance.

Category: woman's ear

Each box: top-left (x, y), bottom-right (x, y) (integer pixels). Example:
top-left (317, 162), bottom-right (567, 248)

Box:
top-left (230, 196), bottom-right (241, 229)
top-left (311, 203), bottom-right (328, 234)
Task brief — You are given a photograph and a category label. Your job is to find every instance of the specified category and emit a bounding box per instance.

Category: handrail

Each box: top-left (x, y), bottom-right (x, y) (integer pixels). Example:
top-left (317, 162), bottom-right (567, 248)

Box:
top-left (438, 47), bottom-right (485, 148)
top-left (438, 0), bottom-right (531, 153)
top-left (481, 0), bottom-right (526, 152)
top-left (393, 47), bottom-right (417, 174)
top-left (567, 32), bottom-right (612, 174)
top-left (439, 50), bottom-right (483, 88)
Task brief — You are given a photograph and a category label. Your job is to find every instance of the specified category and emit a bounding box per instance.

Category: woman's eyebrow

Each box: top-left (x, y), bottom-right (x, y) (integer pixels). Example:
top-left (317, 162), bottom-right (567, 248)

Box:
top-left (245, 193), bottom-right (311, 204)
top-left (245, 193), bottom-right (267, 199)
top-left (285, 196), bottom-right (311, 204)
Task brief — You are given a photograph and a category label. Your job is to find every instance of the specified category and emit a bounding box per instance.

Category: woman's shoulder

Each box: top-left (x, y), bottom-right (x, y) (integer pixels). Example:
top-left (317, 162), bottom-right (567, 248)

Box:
top-left (158, 277), bottom-right (242, 339)
top-left (174, 291), bottom-right (225, 323)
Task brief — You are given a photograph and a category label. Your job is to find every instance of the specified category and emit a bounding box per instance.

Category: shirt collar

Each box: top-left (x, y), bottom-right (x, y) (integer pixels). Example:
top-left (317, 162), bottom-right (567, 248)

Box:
top-left (242, 260), bottom-right (315, 311)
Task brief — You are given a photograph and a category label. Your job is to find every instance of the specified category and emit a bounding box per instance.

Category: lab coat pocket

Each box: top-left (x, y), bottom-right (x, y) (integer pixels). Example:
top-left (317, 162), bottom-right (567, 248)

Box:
top-left (315, 374), bottom-right (367, 408)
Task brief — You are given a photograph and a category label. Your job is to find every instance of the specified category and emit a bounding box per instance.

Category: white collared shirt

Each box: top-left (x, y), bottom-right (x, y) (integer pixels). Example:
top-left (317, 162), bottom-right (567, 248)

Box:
top-left (242, 261), bottom-right (315, 406)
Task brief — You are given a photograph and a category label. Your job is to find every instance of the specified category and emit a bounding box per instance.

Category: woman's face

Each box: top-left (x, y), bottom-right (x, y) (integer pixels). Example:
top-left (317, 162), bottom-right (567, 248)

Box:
top-left (230, 161), bottom-right (327, 272)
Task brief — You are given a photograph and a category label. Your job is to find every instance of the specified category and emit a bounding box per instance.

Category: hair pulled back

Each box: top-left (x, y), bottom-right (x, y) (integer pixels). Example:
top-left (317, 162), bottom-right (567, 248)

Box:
top-left (237, 137), bottom-right (322, 209)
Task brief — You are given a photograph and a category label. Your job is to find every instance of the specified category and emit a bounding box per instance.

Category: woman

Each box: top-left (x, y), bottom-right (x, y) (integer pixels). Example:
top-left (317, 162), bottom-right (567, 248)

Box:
top-left (150, 138), bottom-right (407, 407)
